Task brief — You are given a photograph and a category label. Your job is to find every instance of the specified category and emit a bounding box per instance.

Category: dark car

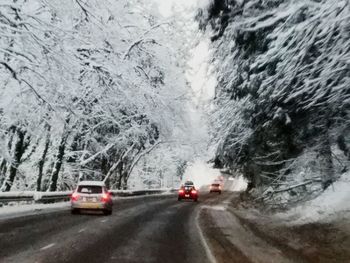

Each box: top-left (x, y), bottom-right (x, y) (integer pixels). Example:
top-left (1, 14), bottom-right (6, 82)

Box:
top-left (178, 181), bottom-right (198, 201)
top-left (209, 183), bottom-right (222, 194)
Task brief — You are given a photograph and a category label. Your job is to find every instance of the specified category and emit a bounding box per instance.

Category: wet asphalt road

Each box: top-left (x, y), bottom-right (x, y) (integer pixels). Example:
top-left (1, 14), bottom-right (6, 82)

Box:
top-left (0, 192), bottom-right (230, 263)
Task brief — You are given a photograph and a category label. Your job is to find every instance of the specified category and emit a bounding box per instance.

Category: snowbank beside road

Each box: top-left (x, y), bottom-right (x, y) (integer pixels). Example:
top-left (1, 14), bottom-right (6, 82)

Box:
top-left (276, 171), bottom-right (350, 224)
top-left (0, 202), bottom-right (70, 220)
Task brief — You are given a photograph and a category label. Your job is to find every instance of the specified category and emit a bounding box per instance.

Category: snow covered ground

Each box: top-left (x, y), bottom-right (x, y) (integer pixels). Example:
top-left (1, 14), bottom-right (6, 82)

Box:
top-left (276, 171), bottom-right (350, 224)
top-left (0, 202), bottom-right (70, 220)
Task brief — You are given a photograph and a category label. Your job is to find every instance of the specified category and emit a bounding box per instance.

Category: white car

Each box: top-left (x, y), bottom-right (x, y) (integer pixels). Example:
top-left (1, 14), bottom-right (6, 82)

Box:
top-left (71, 181), bottom-right (113, 215)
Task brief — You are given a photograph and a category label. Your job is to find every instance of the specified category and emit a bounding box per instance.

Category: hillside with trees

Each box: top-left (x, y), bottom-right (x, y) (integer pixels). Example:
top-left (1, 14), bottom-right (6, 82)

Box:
top-left (199, 0), bottom-right (350, 204)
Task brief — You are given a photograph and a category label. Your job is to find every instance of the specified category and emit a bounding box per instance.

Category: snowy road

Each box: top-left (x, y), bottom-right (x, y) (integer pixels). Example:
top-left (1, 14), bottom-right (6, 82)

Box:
top-left (0, 192), bottom-right (231, 263)
top-left (1, 183), bottom-right (347, 263)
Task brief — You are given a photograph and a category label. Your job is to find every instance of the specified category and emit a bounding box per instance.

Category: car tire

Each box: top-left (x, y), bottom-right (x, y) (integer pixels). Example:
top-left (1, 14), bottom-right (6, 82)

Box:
top-left (219, 191), bottom-right (222, 194)
top-left (194, 198), bottom-right (198, 202)
top-left (71, 208), bottom-right (79, 215)
top-left (178, 197), bottom-right (181, 201)
top-left (103, 209), bottom-right (112, 216)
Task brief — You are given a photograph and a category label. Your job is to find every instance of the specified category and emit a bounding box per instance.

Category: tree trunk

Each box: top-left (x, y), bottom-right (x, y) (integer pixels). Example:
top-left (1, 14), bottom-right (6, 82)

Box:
top-left (115, 161), bottom-right (123, 190)
top-left (42, 161), bottom-right (54, 192)
top-left (121, 161), bottom-right (131, 190)
top-left (67, 132), bottom-right (80, 163)
top-left (0, 127), bottom-right (16, 186)
top-left (37, 127), bottom-right (51, 191)
top-left (319, 128), bottom-right (334, 190)
top-left (337, 134), bottom-right (350, 160)
top-left (2, 129), bottom-right (26, 191)
top-left (101, 156), bottom-right (110, 181)
top-left (244, 162), bottom-right (261, 191)
top-left (49, 132), bottom-right (68, 192)
top-left (0, 158), bottom-right (6, 187)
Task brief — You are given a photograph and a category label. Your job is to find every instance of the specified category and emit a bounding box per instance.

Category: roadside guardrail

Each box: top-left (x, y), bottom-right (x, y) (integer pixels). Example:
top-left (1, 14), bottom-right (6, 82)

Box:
top-left (0, 188), bottom-right (176, 205)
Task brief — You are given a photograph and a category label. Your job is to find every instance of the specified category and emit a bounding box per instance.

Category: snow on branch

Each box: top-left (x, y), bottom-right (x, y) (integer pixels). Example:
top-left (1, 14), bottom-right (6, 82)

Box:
top-left (79, 143), bottom-right (116, 167)
top-left (103, 143), bottom-right (136, 183)
top-left (123, 38), bottom-right (158, 60)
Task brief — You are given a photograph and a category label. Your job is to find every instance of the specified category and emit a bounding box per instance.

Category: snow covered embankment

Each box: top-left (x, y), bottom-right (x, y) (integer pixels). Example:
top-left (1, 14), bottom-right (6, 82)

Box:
top-left (277, 171), bottom-right (350, 224)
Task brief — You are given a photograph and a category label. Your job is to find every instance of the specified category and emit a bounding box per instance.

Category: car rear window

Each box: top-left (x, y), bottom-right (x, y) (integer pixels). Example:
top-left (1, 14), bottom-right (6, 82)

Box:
top-left (211, 184), bottom-right (220, 187)
top-left (77, 185), bottom-right (102, 194)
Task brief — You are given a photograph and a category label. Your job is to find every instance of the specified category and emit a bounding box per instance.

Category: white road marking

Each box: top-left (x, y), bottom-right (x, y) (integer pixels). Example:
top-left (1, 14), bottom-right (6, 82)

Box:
top-left (78, 228), bottom-right (86, 233)
top-left (201, 205), bottom-right (226, 211)
top-left (195, 209), bottom-right (217, 263)
top-left (101, 219), bottom-right (108, 223)
top-left (40, 243), bottom-right (55, 251)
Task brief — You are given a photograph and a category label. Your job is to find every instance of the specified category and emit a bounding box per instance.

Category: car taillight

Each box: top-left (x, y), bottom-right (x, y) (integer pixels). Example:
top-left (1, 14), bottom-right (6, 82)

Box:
top-left (101, 193), bottom-right (110, 202)
top-left (71, 192), bottom-right (79, 201)
top-left (178, 189), bottom-right (184, 194)
top-left (191, 190), bottom-right (197, 194)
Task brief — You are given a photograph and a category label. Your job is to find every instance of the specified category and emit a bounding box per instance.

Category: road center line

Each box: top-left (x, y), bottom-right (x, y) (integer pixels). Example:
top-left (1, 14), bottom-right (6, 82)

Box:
top-left (78, 228), bottom-right (86, 233)
top-left (101, 219), bottom-right (108, 223)
top-left (40, 243), bottom-right (55, 251)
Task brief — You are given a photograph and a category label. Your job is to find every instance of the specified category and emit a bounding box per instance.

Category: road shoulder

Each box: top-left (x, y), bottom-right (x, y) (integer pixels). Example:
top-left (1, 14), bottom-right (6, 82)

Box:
top-left (198, 193), bottom-right (302, 263)
top-left (199, 191), bottom-right (350, 263)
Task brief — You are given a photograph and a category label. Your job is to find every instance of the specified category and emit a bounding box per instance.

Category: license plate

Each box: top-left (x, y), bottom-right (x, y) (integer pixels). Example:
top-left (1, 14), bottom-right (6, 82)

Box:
top-left (82, 203), bottom-right (99, 209)
top-left (185, 194), bottom-right (189, 197)
top-left (83, 197), bottom-right (97, 202)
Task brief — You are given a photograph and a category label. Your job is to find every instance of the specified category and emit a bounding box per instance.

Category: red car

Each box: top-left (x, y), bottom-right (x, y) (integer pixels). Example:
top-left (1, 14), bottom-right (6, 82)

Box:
top-left (178, 181), bottom-right (198, 202)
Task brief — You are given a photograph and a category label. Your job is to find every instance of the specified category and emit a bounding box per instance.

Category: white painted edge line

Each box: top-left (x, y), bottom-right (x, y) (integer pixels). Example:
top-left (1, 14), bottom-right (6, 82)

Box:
top-left (101, 219), bottom-right (108, 223)
top-left (78, 228), bottom-right (86, 233)
top-left (195, 208), bottom-right (217, 263)
top-left (40, 243), bottom-right (55, 251)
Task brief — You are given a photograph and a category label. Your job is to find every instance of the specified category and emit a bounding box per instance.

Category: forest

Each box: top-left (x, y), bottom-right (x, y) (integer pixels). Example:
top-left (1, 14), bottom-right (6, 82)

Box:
top-left (0, 0), bottom-right (195, 191)
top-left (2, 0), bottom-right (349, 205)
top-left (199, 0), bottom-right (350, 204)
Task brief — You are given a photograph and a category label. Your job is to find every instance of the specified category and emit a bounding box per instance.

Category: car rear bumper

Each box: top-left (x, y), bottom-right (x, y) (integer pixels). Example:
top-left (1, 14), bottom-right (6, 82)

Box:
top-left (71, 201), bottom-right (112, 210)
top-left (178, 194), bottom-right (198, 199)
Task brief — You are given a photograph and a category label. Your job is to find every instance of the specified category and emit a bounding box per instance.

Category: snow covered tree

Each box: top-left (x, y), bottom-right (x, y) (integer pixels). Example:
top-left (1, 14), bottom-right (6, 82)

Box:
top-left (201, 0), bottom-right (350, 201)
top-left (0, 0), bottom-right (195, 191)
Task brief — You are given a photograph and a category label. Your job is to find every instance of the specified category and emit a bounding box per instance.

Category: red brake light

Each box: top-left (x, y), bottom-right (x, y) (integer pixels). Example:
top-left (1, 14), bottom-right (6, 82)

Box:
top-left (71, 192), bottom-right (79, 201)
top-left (191, 190), bottom-right (197, 194)
top-left (178, 189), bottom-right (184, 194)
top-left (101, 193), bottom-right (111, 202)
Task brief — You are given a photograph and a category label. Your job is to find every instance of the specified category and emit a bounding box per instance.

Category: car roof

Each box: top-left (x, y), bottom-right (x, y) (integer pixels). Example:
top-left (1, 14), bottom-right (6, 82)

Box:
top-left (78, 180), bottom-right (105, 186)
top-left (184, 181), bottom-right (194, 185)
